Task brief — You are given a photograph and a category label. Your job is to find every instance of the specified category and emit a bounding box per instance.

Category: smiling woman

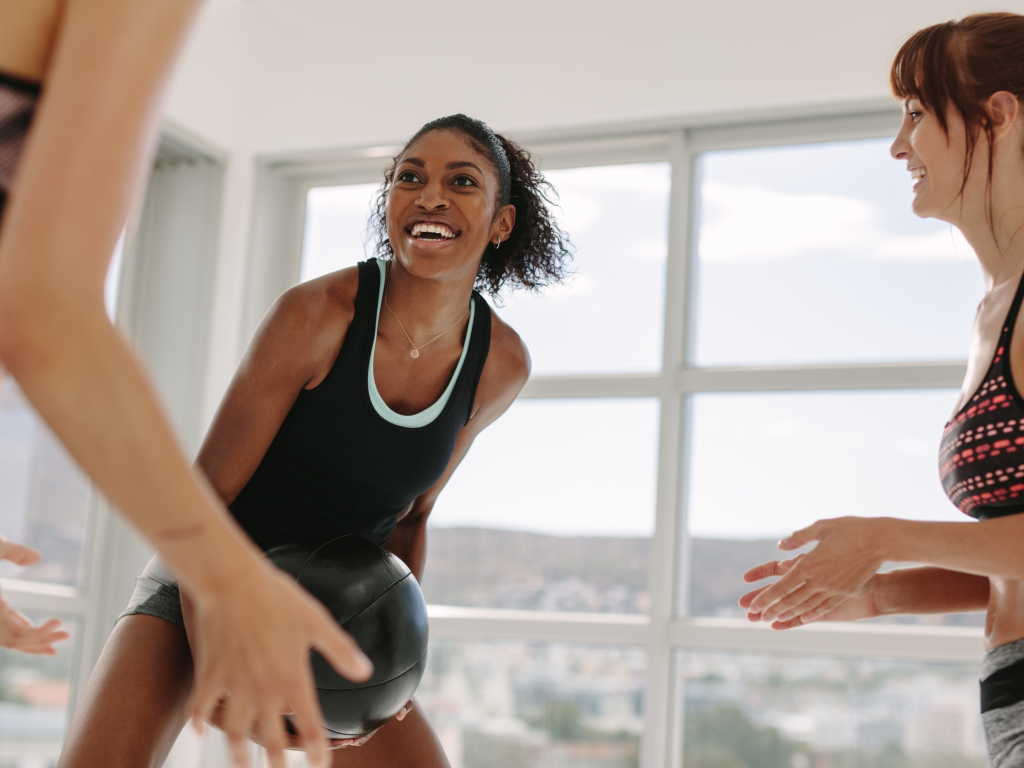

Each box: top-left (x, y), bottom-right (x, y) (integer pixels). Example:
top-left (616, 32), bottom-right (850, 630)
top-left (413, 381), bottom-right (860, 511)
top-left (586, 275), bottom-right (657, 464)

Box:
top-left (735, 14), bottom-right (1024, 768)
top-left (371, 113), bottom-right (572, 297)
top-left (60, 114), bottom-right (573, 768)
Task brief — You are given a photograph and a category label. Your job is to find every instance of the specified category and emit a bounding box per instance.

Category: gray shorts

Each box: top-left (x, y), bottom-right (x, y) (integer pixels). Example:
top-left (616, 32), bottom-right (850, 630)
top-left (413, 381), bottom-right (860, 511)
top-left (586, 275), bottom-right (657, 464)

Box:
top-left (118, 554), bottom-right (185, 630)
top-left (983, 637), bottom-right (1024, 768)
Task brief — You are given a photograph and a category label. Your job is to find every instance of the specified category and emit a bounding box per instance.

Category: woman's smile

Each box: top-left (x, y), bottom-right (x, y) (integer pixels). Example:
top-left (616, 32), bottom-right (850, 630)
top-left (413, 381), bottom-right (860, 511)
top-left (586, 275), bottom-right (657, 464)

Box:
top-left (403, 214), bottom-right (462, 251)
top-left (910, 165), bottom-right (927, 192)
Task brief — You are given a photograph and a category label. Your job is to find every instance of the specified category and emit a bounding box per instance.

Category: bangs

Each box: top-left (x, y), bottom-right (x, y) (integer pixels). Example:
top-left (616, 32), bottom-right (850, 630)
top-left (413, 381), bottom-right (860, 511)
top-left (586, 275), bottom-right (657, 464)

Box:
top-left (889, 21), bottom-right (961, 129)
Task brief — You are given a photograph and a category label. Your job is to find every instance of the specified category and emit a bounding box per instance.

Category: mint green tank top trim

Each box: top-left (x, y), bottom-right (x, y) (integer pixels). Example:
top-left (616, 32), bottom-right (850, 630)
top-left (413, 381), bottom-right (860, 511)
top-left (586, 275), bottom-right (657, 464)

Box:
top-left (367, 258), bottom-right (476, 428)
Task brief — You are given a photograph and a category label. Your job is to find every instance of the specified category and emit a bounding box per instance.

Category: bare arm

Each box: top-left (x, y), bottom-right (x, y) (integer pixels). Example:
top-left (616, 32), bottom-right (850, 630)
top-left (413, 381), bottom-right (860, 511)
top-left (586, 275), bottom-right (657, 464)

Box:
top-left (0, 5), bottom-right (370, 766)
top-left (745, 514), bottom-right (1012, 626)
top-left (883, 516), bottom-right (1024, 580)
top-left (0, 0), bottom-right (230, 575)
top-left (386, 316), bottom-right (531, 580)
top-left (196, 274), bottom-right (357, 503)
top-left (741, 557), bottom-right (989, 629)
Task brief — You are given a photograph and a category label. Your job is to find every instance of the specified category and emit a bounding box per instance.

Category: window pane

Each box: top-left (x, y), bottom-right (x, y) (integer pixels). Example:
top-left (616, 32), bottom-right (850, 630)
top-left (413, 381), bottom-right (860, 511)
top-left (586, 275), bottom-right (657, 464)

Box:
top-left (0, 615), bottom-right (77, 765)
top-left (692, 138), bottom-right (983, 367)
top-left (679, 650), bottom-right (985, 767)
top-left (301, 165), bottom-right (671, 374)
top-left (420, 640), bottom-right (646, 768)
top-left (300, 183), bottom-right (379, 282)
top-left (686, 390), bottom-right (983, 626)
top-left (497, 163), bottom-right (669, 375)
top-left (0, 380), bottom-right (92, 587)
top-left (423, 399), bottom-right (659, 614)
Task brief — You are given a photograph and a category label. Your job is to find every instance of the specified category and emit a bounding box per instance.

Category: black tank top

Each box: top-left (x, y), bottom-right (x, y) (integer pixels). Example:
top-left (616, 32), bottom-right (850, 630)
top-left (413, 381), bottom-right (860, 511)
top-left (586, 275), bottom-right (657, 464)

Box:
top-left (940, 271), bottom-right (1024, 520)
top-left (230, 259), bottom-right (492, 550)
top-left (0, 71), bottom-right (41, 219)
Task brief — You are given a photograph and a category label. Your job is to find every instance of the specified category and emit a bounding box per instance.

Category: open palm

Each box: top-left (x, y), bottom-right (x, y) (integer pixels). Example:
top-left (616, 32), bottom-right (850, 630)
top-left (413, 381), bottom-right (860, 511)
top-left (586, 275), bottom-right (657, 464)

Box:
top-left (0, 535), bottom-right (69, 654)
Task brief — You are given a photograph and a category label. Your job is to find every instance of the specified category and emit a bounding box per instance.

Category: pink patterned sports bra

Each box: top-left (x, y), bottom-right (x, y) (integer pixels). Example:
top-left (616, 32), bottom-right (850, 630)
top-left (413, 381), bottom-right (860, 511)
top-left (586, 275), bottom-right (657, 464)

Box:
top-left (940, 272), bottom-right (1024, 519)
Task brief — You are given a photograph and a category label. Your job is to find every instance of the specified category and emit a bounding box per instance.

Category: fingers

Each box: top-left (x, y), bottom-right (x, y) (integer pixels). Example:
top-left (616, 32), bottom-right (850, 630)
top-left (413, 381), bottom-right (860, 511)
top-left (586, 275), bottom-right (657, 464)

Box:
top-left (187, 677), bottom-right (219, 737)
top-left (760, 583), bottom-right (818, 623)
top-left (258, 698), bottom-right (288, 768)
top-left (742, 555), bottom-right (801, 584)
top-left (222, 695), bottom-right (255, 768)
top-left (766, 615), bottom-right (806, 631)
top-left (286, 669), bottom-right (329, 768)
top-left (778, 520), bottom-right (830, 551)
top-left (739, 585), bottom-right (769, 615)
top-left (0, 536), bottom-right (41, 567)
top-left (0, 608), bottom-right (69, 652)
top-left (748, 571), bottom-right (808, 615)
top-left (767, 586), bottom-right (835, 624)
top-left (791, 594), bottom-right (846, 625)
top-left (312, 615), bottom-right (373, 683)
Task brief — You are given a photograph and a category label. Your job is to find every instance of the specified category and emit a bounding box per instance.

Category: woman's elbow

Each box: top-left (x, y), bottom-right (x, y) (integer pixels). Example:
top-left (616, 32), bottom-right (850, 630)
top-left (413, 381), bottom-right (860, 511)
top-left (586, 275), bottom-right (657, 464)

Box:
top-left (0, 282), bottom-right (105, 373)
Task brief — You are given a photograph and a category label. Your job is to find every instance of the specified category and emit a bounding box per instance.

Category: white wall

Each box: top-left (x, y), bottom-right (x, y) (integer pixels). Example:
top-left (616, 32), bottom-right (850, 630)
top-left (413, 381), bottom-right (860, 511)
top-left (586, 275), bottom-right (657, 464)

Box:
top-left (167, 0), bottom-right (1024, 154)
top-left (159, 0), bottom-right (1024, 426)
top-left (163, 0), bottom-right (247, 150)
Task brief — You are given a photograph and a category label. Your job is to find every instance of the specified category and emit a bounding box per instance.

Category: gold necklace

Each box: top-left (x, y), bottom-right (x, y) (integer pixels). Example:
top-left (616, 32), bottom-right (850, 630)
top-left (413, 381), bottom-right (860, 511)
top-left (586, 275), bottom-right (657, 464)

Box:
top-left (383, 267), bottom-right (469, 359)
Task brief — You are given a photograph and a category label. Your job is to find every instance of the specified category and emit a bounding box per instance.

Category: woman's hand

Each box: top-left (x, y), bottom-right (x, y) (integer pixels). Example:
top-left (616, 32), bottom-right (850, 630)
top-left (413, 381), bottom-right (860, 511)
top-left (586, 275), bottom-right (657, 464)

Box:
top-left (0, 534), bottom-right (69, 654)
top-left (744, 517), bottom-right (891, 627)
top-left (185, 560), bottom-right (374, 768)
top-left (329, 703), bottom-right (412, 750)
top-left (740, 554), bottom-right (882, 629)
top-left (208, 699), bottom-right (413, 751)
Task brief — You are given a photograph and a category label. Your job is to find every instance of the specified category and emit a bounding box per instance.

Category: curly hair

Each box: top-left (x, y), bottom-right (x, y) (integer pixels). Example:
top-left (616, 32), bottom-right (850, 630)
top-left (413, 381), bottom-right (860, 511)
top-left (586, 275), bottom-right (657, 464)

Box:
top-left (369, 114), bottom-right (573, 297)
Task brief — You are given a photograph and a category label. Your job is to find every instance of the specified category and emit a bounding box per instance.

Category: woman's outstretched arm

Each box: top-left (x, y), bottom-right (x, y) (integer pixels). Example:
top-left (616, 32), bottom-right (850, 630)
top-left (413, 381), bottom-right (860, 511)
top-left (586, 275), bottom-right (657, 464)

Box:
top-left (0, 3), bottom-right (370, 766)
top-left (744, 515), bottom-right (1015, 627)
top-left (740, 555), bottom-right (990, 629)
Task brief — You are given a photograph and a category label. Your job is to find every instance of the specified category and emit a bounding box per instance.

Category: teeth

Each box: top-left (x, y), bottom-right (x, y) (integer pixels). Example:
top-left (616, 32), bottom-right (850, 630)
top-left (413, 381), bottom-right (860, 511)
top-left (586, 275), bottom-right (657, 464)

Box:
top-left (911, 167), bottom-right (926, 180)
top-left (411, 222), bottom-right (456, 239)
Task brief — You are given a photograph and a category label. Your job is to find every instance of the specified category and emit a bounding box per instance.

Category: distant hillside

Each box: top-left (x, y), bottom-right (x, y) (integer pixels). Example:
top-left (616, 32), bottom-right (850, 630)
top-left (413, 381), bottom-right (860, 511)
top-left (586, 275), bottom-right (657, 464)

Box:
top-left (422, 527), bottom-right (782, 615)
top-left (422, 527), bottom-right (650, 613)
top-left (422, 528), bottom-right (984, 626)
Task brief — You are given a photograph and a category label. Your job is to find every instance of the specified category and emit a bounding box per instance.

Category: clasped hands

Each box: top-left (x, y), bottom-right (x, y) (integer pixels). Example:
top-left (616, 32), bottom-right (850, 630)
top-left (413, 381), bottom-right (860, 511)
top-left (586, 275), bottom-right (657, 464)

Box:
top-left (740, 516), bottom-right (892, 629)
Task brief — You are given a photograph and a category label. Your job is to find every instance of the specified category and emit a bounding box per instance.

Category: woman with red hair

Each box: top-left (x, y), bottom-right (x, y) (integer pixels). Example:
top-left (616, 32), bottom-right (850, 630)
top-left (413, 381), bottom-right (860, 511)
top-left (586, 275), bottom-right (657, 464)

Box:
top-left (741, 13), bottom-right (1024, 766)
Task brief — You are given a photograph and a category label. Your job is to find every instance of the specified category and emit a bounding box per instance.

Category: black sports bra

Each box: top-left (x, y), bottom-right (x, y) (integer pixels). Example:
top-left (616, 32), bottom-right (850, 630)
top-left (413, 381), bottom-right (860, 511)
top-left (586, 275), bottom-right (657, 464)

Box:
top-left (940, 271), bottom-right (1024, 520)
top-left (0, 71), bottom-right (41, 219)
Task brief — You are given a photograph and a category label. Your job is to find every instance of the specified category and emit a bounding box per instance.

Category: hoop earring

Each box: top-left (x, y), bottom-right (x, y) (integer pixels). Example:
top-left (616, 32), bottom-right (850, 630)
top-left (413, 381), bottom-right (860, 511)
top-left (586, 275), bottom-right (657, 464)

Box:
top-left (494, 236), bottom-right (501, 250)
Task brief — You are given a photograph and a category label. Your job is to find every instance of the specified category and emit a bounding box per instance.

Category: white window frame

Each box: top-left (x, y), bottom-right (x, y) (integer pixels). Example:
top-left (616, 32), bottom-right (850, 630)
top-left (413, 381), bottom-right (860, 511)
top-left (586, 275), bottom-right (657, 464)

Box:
top-left (235, 101), bottom-right (986, 768)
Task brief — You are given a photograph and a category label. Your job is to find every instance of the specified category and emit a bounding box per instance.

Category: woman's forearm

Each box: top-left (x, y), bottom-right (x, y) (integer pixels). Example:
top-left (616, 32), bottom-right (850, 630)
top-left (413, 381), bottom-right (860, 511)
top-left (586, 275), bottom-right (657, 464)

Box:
top-left (882, 517), bottom-right (1024, 580)
top-left (0, 0), bottom-right (261, 592)
top-left (386, 511), bottom-right (429, 581)
top-left (0, 304), bottom-right (262, 591)
top-left (873, 566), bottom-right (990, 615)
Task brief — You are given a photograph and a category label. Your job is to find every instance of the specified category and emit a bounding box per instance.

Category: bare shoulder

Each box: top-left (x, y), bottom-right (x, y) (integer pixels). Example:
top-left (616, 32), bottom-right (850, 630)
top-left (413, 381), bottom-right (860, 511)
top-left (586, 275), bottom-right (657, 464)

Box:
top-left (248, 266), bottom-right (360, 387)
top-left (267, 266), bottom-right (359, 333)
top-left (474, 306), bottom-right (531, 413)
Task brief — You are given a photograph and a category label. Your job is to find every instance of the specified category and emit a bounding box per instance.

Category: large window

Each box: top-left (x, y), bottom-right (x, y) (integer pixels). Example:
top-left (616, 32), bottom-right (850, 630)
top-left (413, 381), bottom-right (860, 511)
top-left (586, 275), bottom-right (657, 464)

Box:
top-left (281, 112), bottom-right (988, 768)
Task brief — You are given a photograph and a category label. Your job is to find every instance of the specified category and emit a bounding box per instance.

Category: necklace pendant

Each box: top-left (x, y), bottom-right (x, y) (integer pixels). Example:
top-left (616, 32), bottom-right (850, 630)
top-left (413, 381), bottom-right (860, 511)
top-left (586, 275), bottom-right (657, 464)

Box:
top-left (410, 349), bottom-right (420, 359)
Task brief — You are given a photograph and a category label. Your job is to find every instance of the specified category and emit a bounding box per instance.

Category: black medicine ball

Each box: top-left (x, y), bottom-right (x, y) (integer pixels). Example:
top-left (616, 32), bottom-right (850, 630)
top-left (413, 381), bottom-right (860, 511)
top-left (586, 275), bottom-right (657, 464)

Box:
top-left (267, 535), bottom-right (429, 737)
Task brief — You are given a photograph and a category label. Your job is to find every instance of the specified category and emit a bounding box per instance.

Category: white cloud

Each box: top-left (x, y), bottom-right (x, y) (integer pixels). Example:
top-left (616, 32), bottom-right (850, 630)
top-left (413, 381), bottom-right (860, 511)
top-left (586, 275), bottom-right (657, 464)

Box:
top-left (698, 181), bottom-right (975, 263)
